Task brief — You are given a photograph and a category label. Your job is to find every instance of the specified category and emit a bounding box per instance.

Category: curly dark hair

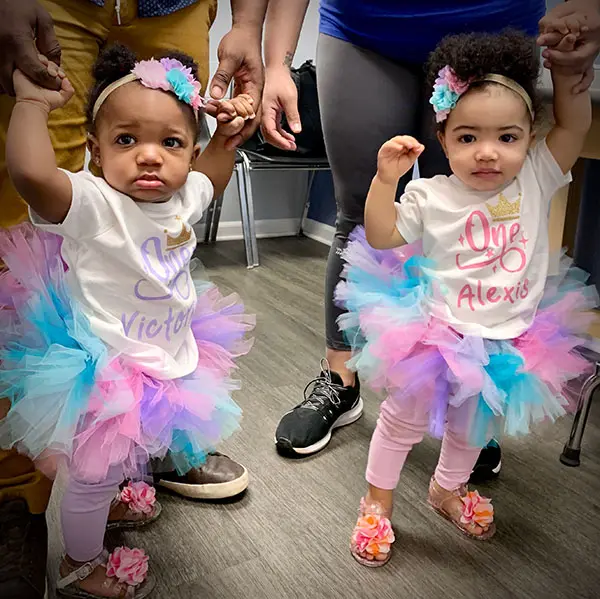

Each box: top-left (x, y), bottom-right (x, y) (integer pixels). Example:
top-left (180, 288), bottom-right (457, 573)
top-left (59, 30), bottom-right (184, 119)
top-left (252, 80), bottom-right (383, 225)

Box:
top-left (86, 43), bottom-right (202, 135)
top-left (426, 29), bottom-right (541, 129)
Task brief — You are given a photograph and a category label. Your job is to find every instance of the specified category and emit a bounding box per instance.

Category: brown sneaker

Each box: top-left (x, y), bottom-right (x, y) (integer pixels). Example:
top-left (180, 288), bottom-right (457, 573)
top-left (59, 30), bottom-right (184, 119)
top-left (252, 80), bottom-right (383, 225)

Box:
top-left (0, 499), bottom-right (48, 599)
top-left (155, 453), bottom-right (248, 500)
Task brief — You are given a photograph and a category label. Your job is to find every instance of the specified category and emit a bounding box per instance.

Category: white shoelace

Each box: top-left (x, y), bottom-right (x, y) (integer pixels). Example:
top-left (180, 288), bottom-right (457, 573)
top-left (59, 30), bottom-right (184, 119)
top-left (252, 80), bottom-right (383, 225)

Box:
top-left (302, 359), bottom-right (344, 411)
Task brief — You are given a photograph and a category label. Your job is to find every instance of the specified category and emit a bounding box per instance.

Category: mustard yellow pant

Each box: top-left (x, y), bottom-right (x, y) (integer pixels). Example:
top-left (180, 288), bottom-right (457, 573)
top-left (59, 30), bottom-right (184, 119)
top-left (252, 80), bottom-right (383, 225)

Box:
top-left (0, 0), bottom-right (217, 514)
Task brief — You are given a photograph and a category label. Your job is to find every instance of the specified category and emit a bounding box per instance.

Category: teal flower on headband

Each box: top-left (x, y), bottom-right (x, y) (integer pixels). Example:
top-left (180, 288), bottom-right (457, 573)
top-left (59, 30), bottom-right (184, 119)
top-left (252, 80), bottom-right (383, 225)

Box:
top-left (430, 66), bottom-right (471, 123)
top-left (430, 86), bottom-right (459, 117)
top-left (166, 69), bottom-right (196, 104)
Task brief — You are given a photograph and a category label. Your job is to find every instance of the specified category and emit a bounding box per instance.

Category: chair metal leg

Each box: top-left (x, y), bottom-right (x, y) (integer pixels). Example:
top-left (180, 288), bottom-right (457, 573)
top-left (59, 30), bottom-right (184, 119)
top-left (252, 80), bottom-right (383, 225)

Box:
top-left (203, 198), bottom-right (215, 244)
top-left (235, 162), bottom-right (256, 268)
top-left (560, 361), bottom-right (600, 467)
top-left (239, 153), bottom-right (259, 267)
top-left (298, 171), bottom-right (316, 236)
top-left (209, 193), bottom-right (224, 244)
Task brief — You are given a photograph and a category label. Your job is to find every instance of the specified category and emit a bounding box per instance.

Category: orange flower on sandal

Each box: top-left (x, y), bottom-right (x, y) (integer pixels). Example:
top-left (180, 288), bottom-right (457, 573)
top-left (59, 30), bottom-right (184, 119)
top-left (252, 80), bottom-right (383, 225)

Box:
top-left (351, 513), bottom-right (395, 559)
top-left (460, 490), bottom-right (494, 528)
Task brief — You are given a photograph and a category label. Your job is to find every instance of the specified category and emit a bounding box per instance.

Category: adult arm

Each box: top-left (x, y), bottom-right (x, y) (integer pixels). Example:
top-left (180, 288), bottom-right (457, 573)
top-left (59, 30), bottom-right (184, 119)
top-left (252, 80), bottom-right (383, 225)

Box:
top-left (208, 0), bottom-right (269, 149)
top-left (260, 0), bottom-right (310, 150)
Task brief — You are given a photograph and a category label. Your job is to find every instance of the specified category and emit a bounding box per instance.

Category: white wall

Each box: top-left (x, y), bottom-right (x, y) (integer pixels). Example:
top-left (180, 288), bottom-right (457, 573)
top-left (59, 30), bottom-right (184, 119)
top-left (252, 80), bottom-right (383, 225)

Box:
top-left (208, 0), bottom-right (320, 227)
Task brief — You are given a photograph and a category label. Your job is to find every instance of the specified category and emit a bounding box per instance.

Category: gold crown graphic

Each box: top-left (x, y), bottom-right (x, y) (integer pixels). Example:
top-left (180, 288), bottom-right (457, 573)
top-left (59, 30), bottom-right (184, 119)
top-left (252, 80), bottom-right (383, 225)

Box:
top-left (486, 192), bottom-right (521, 222)
top-left (165, 217), bottom-right (192, 250)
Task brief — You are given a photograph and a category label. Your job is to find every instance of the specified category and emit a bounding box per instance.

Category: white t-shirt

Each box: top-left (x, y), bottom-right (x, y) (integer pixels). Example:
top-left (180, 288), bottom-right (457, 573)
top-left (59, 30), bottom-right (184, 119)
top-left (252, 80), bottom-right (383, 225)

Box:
top-left (31, 170), bottom-right (214, 379)
top-left (395, 140), bottom-right (571, 340)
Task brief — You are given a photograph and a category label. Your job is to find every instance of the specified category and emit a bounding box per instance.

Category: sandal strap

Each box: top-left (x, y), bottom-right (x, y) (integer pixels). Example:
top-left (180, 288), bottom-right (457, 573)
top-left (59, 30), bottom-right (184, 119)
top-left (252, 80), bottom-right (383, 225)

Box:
top-left (438, 485), bottom-right (467, 512)
top-left (428, 477), bottom-right (467, 510)
top-left (56, 549), bottom-right (110, 590)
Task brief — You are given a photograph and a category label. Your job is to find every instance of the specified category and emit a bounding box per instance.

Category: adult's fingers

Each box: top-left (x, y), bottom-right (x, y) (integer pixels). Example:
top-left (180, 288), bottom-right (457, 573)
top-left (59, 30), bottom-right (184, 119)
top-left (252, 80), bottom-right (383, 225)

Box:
top-left (261, 105), bottom-right (295, 150)
top-left (0, 63), bottom-right (15, 95)
top-left (210, 54), bottom-right (237, 100)
top-left (542, 44), bottom-right (595, 70)
top-left (279, 88), bottom-right (301, 134)
top-left (16, 43), bottom-right (61, 90)
top-left (537, 31), bottom-right (566, 47)
top-left (35, 7), bottom-right (61, 66)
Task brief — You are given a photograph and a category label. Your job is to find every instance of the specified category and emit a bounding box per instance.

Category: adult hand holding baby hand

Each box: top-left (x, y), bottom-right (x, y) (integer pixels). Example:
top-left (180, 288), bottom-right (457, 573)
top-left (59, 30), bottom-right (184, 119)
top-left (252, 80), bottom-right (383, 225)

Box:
top-left (0, 0), bottom-right (62, 95)
top-left (376, 136), bottom-right (425, 186)
top-left (209, 26), bottom-right (264, 149)
top-left (537, 0), bottom-right (600, 93)
top-left (13, 54), bottom-right (73, 113)
top-left (211, 93), bottom-right (256, 141)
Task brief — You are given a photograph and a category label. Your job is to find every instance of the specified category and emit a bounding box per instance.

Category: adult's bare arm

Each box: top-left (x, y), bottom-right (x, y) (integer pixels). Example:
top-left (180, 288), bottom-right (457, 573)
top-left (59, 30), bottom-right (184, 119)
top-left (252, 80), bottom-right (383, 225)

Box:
top-left (261, 0), bottom-right (310, 150)
top-left (208, 0), bottom-right (268, 149)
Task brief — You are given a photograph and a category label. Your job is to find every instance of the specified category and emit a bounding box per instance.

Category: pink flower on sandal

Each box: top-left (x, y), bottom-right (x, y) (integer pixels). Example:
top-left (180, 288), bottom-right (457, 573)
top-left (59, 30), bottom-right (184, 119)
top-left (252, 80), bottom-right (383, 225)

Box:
top-left (106, 547), bottom-right (149, 586)
top-left (119, 481), bottom-right (156, 515)
top-left (352, 514), bottom-right (395, 558)
top-left (460, 490), bottom-right (494, 528)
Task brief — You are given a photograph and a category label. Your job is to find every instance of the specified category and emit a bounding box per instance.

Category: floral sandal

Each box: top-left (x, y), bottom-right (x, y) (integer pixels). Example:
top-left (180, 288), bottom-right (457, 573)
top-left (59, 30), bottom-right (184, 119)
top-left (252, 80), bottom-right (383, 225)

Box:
top-left (106, 482), bottom-right (162, 531)
top-left (56, 547), bottom-right (155, 598)
top-left (427, 477), bottom-right (495, 540)
top-left (350, 498), bottom-right (395, 567)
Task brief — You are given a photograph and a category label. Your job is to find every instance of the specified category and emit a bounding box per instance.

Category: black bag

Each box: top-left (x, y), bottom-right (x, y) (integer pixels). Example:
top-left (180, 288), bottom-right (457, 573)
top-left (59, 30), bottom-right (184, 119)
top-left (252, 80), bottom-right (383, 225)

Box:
top-left (243, 60), bottom-right (326, 158)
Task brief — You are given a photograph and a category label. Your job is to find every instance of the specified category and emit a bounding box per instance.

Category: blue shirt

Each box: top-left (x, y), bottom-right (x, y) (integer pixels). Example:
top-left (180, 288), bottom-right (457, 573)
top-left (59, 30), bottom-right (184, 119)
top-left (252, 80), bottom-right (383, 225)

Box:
top-left (320, 0), bottom-right (545, 64)
top-left (88, 0), bottom-right (197, 19)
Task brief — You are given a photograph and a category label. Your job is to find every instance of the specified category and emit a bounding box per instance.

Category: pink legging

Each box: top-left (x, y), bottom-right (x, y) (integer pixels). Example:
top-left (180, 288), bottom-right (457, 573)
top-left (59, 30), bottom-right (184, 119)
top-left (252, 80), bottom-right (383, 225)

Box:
top-left (60, 464), bottom-right (123, 562)
top-left (366, 395), bottom-right (482, 491)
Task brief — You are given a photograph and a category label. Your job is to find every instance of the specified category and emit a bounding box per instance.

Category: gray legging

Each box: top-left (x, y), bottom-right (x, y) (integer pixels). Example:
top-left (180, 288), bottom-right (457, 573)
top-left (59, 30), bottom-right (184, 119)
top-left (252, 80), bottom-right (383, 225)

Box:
top-left (316, 33), bottom-right (451, 351)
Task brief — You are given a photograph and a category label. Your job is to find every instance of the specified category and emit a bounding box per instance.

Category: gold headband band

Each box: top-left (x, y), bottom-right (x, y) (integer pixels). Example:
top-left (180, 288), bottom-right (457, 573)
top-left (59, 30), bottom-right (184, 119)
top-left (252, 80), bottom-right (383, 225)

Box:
top-left (476, 74), bottom-right (534, 120)
top-left (91, 71), bottom-right (200, 123)
top-left (92, 73), bottom-right (138, 122)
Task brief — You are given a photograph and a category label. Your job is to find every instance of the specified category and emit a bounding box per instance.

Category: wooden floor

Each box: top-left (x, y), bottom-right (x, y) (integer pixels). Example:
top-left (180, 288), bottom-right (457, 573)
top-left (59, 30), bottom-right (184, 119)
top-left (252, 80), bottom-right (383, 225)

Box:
top-left (48, 237), bottom-right (600, 599)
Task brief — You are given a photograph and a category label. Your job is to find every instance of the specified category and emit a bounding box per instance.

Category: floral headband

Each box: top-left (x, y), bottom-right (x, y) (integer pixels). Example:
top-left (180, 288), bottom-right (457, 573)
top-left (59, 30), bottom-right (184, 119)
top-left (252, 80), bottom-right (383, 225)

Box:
top-left (430, 65), bottom-right (534, 123)
top-left (92, 58), bottom-right (207, 122)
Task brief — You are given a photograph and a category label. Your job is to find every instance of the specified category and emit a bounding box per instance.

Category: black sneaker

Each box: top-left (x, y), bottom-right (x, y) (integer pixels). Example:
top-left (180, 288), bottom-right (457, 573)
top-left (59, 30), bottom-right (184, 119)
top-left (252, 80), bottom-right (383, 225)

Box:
top-left (469, 439), bottom-right (502, 483)
top-left (0, 499), bottom-right (48, 599)
top-left (275, 360), bottom-right (363, 457)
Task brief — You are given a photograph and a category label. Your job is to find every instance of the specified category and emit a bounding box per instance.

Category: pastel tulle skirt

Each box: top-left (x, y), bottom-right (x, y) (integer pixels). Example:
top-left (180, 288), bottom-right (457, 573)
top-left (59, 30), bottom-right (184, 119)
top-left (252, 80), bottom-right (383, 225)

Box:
top-left (0, 224), bottom-right (254, 483)
top-left (335, 227), bottom-right (598, 447)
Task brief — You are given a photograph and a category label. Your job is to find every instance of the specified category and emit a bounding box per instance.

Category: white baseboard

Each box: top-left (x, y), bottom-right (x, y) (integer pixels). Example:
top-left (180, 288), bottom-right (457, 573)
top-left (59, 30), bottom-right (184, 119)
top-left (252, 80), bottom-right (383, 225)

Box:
top-left (195, 217), bottom-right (335, 245)
top-left (195, 218), bottom-right (301, 241)
top-left (301, 218), bottom-right (335, 246)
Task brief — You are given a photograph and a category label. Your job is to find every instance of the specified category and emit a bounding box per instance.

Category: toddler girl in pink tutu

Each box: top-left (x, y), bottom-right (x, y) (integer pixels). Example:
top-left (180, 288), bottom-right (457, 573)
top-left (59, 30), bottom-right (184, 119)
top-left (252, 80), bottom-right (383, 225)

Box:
top-left (337, 29), bottom-right (596, 566)
top-left (0, 44), bottom-right (254, 597)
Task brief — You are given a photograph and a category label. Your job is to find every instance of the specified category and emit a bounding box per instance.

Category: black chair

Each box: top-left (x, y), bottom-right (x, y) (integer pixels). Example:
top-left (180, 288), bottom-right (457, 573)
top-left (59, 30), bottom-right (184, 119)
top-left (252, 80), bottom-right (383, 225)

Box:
top-left (203, 147), bottom-right (330, 268)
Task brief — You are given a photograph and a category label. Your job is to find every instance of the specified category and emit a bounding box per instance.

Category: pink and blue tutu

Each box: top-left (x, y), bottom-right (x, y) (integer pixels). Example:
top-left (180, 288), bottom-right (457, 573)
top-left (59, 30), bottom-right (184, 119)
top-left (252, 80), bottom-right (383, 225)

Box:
top-left (0, 224), bottom-right (254, 483)
top-left (335, 227), bottom-right (598, 447)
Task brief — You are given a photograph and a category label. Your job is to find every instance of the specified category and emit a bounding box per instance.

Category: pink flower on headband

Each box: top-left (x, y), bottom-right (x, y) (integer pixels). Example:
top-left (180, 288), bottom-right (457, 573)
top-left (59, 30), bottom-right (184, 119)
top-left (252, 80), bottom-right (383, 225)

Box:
top-left (435, 66), bottom-right (471, 95)
top-left (430, 66), bottom-right (471, 123)
top-left (160, 58), bottom-right (186, 73)
top-left (190, 80), bottom-right (204, 111)
top-left (132, 60), bottom-right (170, 92)
top-left (131, 58), bottom-right (206, 111)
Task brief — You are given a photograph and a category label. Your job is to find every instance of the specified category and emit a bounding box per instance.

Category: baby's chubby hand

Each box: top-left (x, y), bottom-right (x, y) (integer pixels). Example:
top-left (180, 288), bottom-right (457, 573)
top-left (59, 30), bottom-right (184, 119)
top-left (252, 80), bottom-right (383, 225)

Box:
top-left (13, 54), bottom-right (73, 113)
top-left (377, 135), bottom-right (424, 185)
top-left (209, 94), bottom-right (256, 141)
